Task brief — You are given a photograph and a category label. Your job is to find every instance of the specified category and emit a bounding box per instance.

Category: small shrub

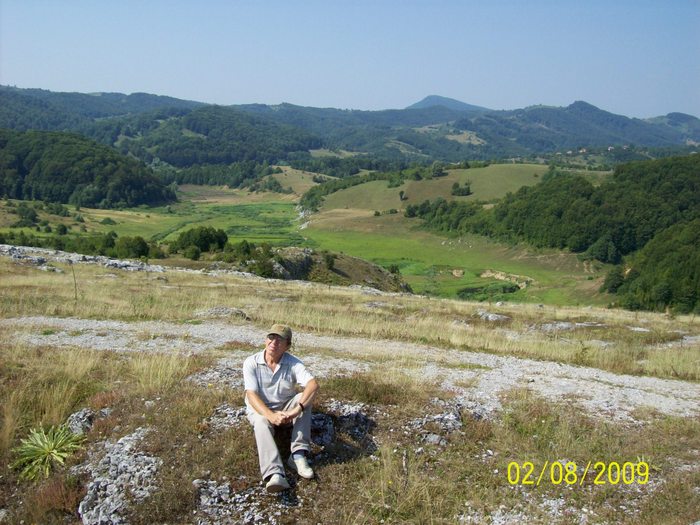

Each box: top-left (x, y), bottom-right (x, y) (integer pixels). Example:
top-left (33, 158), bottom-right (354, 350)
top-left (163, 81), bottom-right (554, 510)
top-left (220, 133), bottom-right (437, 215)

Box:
top-left (387, 264), bottom-right (401, 275)
top-left (24, 475), bottom-right (84, 521)
top-left (114, 236), bottom-right (149, 258)
top-left (12, 425), bottom-right (85, 481)
top-left (148, 244), bottom-right (166, 259)
top-left (184, 245), bottom-right (201, 261)
top-left (171, 226), bottom-right (227, 253)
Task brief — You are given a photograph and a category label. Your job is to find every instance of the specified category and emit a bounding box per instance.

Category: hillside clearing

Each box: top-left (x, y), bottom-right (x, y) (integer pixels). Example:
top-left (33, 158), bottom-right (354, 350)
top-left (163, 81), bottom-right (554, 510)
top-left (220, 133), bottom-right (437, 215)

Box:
top-left (319, 164), bottom-right (609, 211)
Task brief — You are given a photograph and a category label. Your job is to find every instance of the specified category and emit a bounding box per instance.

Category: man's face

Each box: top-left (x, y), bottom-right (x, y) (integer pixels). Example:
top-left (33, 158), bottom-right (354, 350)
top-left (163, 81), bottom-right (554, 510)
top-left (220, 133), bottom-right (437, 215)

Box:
top-left (265, 334), bottom-right (289, 359)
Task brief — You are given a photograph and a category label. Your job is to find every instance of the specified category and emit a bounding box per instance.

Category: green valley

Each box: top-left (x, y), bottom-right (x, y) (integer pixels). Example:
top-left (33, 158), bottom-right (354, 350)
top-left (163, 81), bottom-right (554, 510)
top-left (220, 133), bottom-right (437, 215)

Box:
top-left (0, 86), bottom-right (697, 312)
top-left (0, 162), bottom-right (614, 306)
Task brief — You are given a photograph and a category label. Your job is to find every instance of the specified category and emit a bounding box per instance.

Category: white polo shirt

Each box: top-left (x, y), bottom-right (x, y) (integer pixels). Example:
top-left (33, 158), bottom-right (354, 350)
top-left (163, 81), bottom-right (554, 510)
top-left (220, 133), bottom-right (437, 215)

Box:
top-left (243, 350), bottom-right (314, 411)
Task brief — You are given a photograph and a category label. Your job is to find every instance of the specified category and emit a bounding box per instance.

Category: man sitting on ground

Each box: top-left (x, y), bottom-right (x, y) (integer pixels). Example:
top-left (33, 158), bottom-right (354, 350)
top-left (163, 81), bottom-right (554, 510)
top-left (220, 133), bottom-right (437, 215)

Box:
top-left (243, 324), bottom-right (319, 492)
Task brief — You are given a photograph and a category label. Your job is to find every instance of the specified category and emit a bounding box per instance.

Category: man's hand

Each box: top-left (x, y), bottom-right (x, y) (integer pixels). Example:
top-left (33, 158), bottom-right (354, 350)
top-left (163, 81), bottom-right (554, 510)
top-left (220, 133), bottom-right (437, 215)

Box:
top-left (267, 407), bottom-right (301, 426)
top-left (277, 405), bottom-right (304, 425)
top-left (266, 411), bottom-right (290, 426)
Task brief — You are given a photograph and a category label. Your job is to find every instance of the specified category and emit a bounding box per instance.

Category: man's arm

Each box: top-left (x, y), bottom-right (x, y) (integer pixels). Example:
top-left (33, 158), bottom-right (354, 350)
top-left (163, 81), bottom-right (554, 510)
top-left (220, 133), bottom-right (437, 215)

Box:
top-left (280, 378), bottom-right (319, 420)
top-left (245, 389), bottom-right (290, 426)
top-left (299, 378), bottom-right (319, 408)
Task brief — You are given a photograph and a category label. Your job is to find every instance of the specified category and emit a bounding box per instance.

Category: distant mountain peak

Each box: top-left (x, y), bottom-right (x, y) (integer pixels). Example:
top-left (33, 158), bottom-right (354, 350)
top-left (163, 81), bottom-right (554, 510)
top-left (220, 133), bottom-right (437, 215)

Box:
top-left (566, 100), bottom-right (615, 115)
top-left (406, 95), bottom-right (490, 113)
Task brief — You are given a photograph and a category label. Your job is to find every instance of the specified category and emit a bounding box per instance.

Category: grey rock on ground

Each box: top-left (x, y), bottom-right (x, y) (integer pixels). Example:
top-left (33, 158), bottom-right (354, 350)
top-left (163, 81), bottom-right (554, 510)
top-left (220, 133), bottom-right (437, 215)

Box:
top-left (78, 428), bottom-right (161, 525)
top-left (477, 310), bottom-right (511, 322)
top-left (193, 477), bottom-right (299, 525)
top-left (67, 407), bottom-right (112, 436)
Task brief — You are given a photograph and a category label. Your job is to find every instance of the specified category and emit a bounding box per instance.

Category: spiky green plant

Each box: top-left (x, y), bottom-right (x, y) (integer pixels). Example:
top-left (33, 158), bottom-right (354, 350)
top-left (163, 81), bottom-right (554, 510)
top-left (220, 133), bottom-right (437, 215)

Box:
top-left (11, 425), bottom-right (85, 481)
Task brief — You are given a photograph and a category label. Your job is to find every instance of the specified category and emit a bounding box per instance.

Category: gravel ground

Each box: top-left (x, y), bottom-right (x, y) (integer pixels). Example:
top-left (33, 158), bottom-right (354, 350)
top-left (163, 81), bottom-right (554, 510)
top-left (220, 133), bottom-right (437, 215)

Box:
top-left (2, 315), bottom-right (699, 424)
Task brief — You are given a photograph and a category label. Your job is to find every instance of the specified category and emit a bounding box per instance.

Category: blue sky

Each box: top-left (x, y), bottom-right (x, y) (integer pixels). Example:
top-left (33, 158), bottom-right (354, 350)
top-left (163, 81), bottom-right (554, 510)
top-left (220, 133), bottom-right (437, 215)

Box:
top-left (1, 0), bottom-right (699, 117)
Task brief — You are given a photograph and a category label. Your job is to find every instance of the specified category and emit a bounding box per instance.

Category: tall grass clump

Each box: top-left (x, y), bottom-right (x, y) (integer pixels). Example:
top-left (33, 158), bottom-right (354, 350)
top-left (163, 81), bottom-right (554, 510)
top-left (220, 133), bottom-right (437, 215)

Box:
top-left (323, 369), bottom-right (439, 413)
top-left (128, 352), bottom-right (193, 396)
top-left (0, 344), bottom-right (110, 458)
top-left (1, 390), bottom-right (22, 457)
top-left (350, 444), bottom-right (455, 523)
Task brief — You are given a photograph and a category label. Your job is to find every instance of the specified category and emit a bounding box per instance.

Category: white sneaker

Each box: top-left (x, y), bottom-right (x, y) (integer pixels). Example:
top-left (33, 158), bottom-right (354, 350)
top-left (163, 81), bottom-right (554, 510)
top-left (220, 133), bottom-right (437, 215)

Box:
top-left (287, 454), bottom-right (314, 479)
top-left (265, 473), bottom-right (290, 493)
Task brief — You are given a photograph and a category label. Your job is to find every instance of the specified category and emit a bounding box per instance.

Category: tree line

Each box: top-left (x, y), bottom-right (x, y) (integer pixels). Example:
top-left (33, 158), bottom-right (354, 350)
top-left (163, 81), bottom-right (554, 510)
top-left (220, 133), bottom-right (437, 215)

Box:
top-left (156, 161), bottom-right (284, 190)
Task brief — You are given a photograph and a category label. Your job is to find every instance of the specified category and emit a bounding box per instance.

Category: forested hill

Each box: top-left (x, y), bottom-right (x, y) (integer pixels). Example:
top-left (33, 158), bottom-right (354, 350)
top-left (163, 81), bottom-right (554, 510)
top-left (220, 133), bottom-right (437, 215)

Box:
top-left (0, 129), bottom-right (175, 208)
top-left (0, 85), bottom-right (204, 126)
top-left (113, 105), bottom-right (322, 167)
top-left (407, 154), bottom-right (700, 312)
top-left (233, 101), bottom-right (699, 160)
top-left (490, 155), bottom-right (699, 258)
top-left (453, 102), bottom-right (700, 156)
top-left (406, 95), bottom-right (491, 112)
top-left (1, 86), bottom-right (697, 166)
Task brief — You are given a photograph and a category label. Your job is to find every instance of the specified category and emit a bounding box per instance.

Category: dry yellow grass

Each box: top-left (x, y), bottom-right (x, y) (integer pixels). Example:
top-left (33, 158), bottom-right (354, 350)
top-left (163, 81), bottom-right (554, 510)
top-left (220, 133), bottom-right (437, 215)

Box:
top-left (270, 166), bottom-right (323, 195)
top-left (1, 257), bottom-right (698, 380)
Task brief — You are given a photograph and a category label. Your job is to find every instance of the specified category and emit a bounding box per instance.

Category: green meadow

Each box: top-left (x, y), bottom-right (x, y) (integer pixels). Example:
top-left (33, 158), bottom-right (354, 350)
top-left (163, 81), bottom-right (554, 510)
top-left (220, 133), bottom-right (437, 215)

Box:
top-left (0, 164), bottom-right (612, 306)
top-left (304, 163), bottom-right (611, 304)
top-left (0, 186), bottom-right (303, 247)
top-left (321, 163), bottom-right (608, 212)
top-left (302, 212), bottom-right (605, 304)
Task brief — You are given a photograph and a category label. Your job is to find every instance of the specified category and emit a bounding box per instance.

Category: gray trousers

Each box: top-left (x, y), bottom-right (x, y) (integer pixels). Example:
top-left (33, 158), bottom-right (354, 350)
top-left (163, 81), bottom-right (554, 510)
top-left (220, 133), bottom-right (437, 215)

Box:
top-left (246, 393), bottom-right (311, 480)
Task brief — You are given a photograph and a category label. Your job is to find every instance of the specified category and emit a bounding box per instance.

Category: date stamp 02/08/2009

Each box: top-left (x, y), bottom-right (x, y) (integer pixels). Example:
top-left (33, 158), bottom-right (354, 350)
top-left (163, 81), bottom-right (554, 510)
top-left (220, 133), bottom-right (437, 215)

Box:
top-left (506, 461), bottom-right (651, 487)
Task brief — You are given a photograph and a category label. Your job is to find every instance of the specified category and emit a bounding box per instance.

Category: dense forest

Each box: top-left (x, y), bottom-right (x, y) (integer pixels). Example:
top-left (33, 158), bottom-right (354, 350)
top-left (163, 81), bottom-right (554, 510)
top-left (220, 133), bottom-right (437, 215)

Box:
top-left (406, 155), bottom-right (700, 312)
top-left (155, 161), bottom-right (282, 189)
top-left (602, 219), bottom-right (700, 312)
top-left (0, 129), bottom-right (175, 208)
top-left (0, 86), bottom-right (203, 128)
top-left (452, 102), bottom-right (696, 155)
top-left (118, 105), bottom-right (321, 167)
top-left (2, 86), bottom-right (698, 168)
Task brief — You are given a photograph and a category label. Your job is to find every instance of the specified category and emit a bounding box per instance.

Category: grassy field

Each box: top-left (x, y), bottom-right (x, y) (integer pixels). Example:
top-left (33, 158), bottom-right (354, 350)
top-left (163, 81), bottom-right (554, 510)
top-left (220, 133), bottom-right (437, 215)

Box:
top-left (321, 164), bottom-right (609, 212)
top-left (302, 209), bottom-right (606, 304)
top-left (297, 163), bottom-right (611, 305)
top-left (1, 257), bottom-right (698, 523)
top-left (4, 258), bottom-right (693, 381)
top-left (269, 166), bottom-right (327, 195)
top-left (0, 186), bottom-right (304, 247)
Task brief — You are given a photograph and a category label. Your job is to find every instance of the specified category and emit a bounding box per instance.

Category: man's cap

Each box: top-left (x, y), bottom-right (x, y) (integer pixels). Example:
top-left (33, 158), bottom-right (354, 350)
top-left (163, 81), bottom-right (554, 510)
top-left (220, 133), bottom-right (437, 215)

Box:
top-left (268, 324), bottom-right (292, 342)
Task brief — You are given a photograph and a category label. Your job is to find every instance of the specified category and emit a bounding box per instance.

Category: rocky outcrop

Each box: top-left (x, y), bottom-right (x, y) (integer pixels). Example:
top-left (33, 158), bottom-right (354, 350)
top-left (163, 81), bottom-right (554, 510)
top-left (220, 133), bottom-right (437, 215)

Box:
top-left (274, 247), bottom-right (315, 280)
top-left (67, 407), bottom-right (111, 436)
top-left (77, 428), bottom-right (161, 525)
top-left (477, 310), bottom-right (511, 322)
